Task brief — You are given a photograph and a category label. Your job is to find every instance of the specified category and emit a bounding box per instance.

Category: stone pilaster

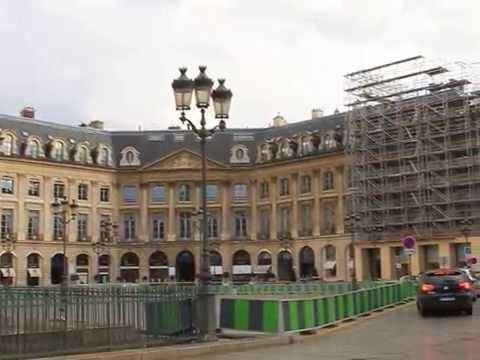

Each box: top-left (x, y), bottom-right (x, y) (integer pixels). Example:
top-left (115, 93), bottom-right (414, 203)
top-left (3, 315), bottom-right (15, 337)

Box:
top-left (139, 183), bottom-right (149, 242)
top-left (250, 179), bottom-right (257, 240)
top-left (291, 174), bottom-right (298, 239)
top-left (221, 181), bottom-right (230, 240)
top-left (312, 170), bottom-right (321, 236)
top-left (269, 177), bottom-right (277, 240)
top-left (167, 183), bottom-right (176, 241)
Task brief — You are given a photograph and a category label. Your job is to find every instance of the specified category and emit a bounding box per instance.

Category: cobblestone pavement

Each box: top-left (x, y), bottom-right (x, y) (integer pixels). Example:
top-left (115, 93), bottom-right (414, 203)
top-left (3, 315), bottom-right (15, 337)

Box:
top-left (193, 302), bottom-right (480, 360)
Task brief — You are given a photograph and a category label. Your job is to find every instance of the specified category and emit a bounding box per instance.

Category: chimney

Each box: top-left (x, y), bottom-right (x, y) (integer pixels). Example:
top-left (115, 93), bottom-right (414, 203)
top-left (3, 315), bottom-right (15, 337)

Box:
top-left (272, 113), bottom-right (287, 127)
top-left (311, 108), bottom-right (324, 118)
top-left (20, 106), bottom-right (35, 119)
top-left (88, 120), bottom-right (104, 130)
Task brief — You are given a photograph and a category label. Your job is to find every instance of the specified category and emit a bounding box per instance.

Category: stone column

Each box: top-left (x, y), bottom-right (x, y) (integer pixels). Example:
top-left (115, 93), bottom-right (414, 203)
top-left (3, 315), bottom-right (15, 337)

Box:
top-left (312, 171), bottom-right (321, 236)
top-left (269, 177), bottom-right (277, 240)
top-left (221, 181), bottom-right (230, 240)
top-left (250, 179), bottom-right (257, 240)
top-left (380, 245), bottom-right (392, 280)
top-left (335, 167), bottom-right (345, 234)
top-left (67, 178), bottom-right (76, 243)
top-left (291, 174), bottom-right (298, 239)
top-left (167, 183), bottom-right (176, 242)
top-left (16, 174), bottom-right (26, 241)
top-left (15, 250), bottom-right (27, 286)
top-left (43, 176), bottom-right (53, 241)
top-left (138, 183), bottom-right (149, 242)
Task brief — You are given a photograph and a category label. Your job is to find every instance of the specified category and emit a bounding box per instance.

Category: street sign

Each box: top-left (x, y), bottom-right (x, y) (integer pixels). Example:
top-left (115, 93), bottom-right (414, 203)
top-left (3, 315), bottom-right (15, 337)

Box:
top-left (403, 248), bottom-right (415, 256)
top-left (402, 235), bottom-right (416, 250)
top-left (395, 263), bottom-right (402, 269)
top-left (465, 246), bottom-right (472, 256)
top-left (468, 257), bottom-right (478, 265)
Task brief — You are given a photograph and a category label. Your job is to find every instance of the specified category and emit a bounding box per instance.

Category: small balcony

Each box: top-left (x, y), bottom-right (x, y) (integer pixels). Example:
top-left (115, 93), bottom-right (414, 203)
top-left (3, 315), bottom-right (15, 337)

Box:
top-left (77, 236), bottom-right (92, 243)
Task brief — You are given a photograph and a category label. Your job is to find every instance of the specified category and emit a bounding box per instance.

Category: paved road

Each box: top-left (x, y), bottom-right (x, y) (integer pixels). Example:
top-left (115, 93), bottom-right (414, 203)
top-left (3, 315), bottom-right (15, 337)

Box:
top-left (194, 302), bottom-right (480, 360)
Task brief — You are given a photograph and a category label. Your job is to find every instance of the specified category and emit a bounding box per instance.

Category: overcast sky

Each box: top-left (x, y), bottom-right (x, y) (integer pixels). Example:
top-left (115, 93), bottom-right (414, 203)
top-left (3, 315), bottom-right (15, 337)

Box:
top-left (0, 0), bottom-right (478, 130)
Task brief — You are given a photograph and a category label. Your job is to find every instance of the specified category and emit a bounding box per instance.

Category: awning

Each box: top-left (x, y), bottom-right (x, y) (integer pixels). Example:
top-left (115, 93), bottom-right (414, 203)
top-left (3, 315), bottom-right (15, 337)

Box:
top-left (233, 265), bottom-right (252, 274)
top-left (27, 268), bottom-right (41, 278)
top-left (0, 268), bottom-right (15, 277)
top-left (210, 266), bottom-right (223, 275)
top-left (149, 266), bottom-right (168, 270)
top-left (324, 261), bottom-right (336, 270)
top-left (254, 265), bottom-right (271, 274)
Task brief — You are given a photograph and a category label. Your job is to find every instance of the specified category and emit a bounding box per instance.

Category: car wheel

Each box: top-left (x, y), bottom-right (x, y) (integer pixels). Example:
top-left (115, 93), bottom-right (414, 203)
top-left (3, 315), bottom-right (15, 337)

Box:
top-left (465, 307), bottom-right (473, 316)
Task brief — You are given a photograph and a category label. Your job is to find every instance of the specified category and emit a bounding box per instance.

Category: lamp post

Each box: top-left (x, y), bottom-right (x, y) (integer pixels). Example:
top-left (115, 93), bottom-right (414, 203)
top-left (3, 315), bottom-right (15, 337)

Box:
top-left (460, 218), bottom-right (473, 267)
top-left (172, 66), bottom-right (232, 340)
top-left (344, 213), bottom-right (361, 290)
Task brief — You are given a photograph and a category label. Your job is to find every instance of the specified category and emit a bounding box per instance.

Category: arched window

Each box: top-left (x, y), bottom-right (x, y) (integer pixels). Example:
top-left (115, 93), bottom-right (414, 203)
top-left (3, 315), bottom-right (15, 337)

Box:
top-left (149, 251), bottom-right (168, 267)
top-left (54, 141), bottom-right (64, 161)
top-left (257, 251), bottom-right (272, 266)
top-left (301, 136), bottom-right (311, 154)
top-left (126, 151), bottom-right (134, 164)
top-left (121, 252), bottom-right (139, 267)
top-left (28, 139), bottom-right (40, 158)
top-left (260, 144), bottom-right (269, 162)
top-left (79, 146), bottom-right (89, 163)
top-left (324, 134), bottom-right (334, 149)
top-left (76, 254), bottom-right (89, 267)
top-left (324, 245), bottom-right (337, 277)
top-left (2, 134), bottom-right (14, 155)
top-left (100, 147), bottom-right (109, 165)
top-left (233, 250), bottom-right (251, 265)
top-left (280, 142), bottom-right (289, 157)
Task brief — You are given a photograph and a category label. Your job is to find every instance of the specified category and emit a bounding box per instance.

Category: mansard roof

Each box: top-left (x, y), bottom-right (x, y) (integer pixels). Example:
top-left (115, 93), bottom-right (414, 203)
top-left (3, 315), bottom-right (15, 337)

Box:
top-left (0, 111), bottom-right (344, 167)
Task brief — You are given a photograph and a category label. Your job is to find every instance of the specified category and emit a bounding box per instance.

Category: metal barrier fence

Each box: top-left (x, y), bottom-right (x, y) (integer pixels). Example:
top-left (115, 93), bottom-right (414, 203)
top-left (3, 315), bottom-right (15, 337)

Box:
top-left (0, 285), bottom-right (197, 359)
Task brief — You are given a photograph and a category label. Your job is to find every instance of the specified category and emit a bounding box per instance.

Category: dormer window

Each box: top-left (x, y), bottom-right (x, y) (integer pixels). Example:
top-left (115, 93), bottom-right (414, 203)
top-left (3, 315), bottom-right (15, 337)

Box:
top-left (54, 141), bottom-right (64, 161)
top-left (324, 134), bottom-right (335, 149)
top-left (79, 146), bottom-right (89, 163)
top-left (28, 139), bottom-right (40, 158)
top-left (230, 144), bottom-right (250, 164)
top-left (260, 144), bottom-right (269, 162)
top-left (2, 134), bottom-right (14, 155)
top-left (100, 148), bottom-right (109, 166)
top-left (120, 146), bottom-right (141, 166)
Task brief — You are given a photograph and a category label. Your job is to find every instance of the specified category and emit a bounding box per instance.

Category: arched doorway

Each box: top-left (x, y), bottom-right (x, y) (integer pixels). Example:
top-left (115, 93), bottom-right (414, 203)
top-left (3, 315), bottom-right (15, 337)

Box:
top-left (97, 255), bottom-right (110, 283)
top-left (120, 252), bottom-right (140, 283)
top-left (176, 251), bottom-right (195, 282)
top-left (149, 251), bottom-right (168, 282)
top-left (51, 253), bottom-right (66, 285)
top-left (0, 252), bottom-right (15, 286)
top-left (277, 250), bottom-right (294, 281)
top-left (232, 250), bottom-right (251, 282)
top-left (27, 253), bottom-right (41, 286)
top-left (299, 246), bottom-right (316, 279)
top-left (76, 254), bottom-right (89, 284)
top-left (210, 251), bottom-right (223, 278)
top-left (257, 251), bottom-right (273, 281)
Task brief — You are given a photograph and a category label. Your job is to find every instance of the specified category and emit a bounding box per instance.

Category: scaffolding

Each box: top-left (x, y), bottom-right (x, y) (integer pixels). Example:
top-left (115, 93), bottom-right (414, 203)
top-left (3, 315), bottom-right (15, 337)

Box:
top-left (345, 55), bottom-right (480, 240)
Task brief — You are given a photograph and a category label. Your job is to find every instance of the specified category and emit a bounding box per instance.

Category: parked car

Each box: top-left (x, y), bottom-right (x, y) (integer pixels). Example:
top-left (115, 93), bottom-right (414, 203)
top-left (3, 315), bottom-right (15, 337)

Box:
top-left (417, 269), bottom-right (473, 316)
top-left (399, 274), bottom-right (419, 282)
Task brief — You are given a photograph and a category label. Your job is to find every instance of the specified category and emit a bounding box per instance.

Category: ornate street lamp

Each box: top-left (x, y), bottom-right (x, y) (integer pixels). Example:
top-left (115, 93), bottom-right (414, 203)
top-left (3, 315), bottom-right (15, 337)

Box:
top-left (344, 213), bottom-right (361, 290)
top-left (172, 66), bottom-right (232, 340)
top-left (92, 220), bottom-right (117, 283)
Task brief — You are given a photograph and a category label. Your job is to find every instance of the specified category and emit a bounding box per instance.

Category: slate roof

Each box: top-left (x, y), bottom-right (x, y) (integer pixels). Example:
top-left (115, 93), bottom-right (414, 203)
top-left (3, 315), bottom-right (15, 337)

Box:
top-left (0, 112), bottom-right (345, 167)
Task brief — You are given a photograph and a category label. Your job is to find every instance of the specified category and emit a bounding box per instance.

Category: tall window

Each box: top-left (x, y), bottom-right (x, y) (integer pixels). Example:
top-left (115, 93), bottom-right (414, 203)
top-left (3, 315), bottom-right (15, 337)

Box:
top-left (79, 146), bottom-right (89, 163)
top-left (1, 176), bottom-right (14, 194)
top-left (233, 184), bottom-right (248, 200)
top-left (53, 182), bottom-right (65, 200)
top-left (279, 178), bottom-right (289, 196)
top-left (300, 175), bottom-right (312, 194)
top-left (122, 185), bottom-right (137, 203)
top-left (28, 139), bottom-right (40, 158)
top-left (78, 184), bottom-right (88, 200)
top-left (77, 214), bottom-right (88, 241)
top-left (152, 212), bottom-right (165, 240)
top-left (207, 212), bottom-right (218, 239)
top-left (323, 171), bottom-right (334, 191)
top-left (206, 184), bottom-right (218, 201)
top-left (234, 210), bottom-right (248, 238)
top-left (54, 141), bottom-right (64, 160)
top-left (100, 187), bottom-right (110, 202)
top-left (28, 179), bottom-right (40, 197)
top-left (179, 212), bottom-right (191, 240)
top-left (279, 207), bottom-right (290, 234)
top-left (322, 202), bottom-right (336, 235)
top-left (151, 184), bottom-right (166, 203)
top-left (259, 181), bottom-right (269, 199)
top-left (100, 214), bottom-right (111, 241)
top-left (259, 208), bottom-right (270, 238)
top-left (0, 209), bottom-right (13, 239)
top-left (300, 204), bottom-right (312, 235)
top-left (53, 213), bottom-right (65, 240)
top-left (27, 210), bottom-right (40, 240)
top-left (123, 213), bottom-right (136, 240)
top-left (2, 134), bottom-right (14, 155)
top-left (178, 184), bottom-right (190, 202)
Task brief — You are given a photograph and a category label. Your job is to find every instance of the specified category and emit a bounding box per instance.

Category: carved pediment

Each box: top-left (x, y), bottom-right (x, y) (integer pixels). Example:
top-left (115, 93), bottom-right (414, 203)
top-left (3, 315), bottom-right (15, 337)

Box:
top-left (143, 149), bottom-right (226, 170)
